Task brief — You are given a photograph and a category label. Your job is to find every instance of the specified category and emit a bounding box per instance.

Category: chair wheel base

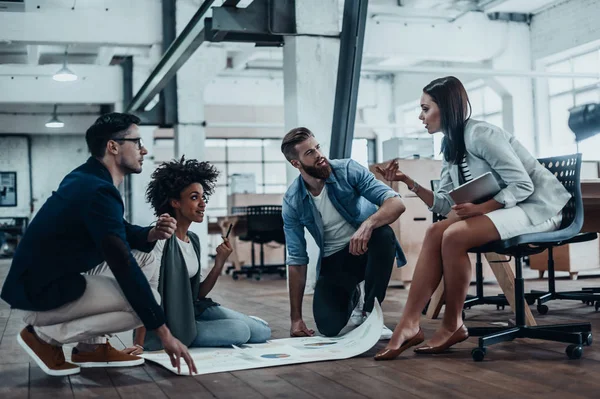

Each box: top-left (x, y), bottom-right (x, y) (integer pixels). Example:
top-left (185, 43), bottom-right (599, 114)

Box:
top-left (537, 304), bottom-right (549, 315)
top-left (566, 344), bottom-right (583, 359)
top-left (472, 347), bottom-right (486, 362)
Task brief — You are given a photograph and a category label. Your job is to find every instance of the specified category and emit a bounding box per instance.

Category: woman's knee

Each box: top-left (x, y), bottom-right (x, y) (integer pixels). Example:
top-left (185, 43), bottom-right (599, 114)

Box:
top-left (226, 320), bottom-right (252, 345)
top-left (248, 322), bottom-right (271, 343)
top-left (424, 221), bottom-right (448, 244)
top-left (441, 224), bottom-right (469, 255)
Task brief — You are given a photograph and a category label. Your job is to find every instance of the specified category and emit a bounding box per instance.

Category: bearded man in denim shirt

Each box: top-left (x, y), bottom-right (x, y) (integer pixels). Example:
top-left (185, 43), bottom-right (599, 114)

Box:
top-left (281, 127), bottom-right (407, 338)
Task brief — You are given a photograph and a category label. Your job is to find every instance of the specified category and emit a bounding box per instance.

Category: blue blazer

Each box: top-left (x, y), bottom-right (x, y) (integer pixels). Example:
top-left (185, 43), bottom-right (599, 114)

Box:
top-left (0, 157), bottom-right (165, 330)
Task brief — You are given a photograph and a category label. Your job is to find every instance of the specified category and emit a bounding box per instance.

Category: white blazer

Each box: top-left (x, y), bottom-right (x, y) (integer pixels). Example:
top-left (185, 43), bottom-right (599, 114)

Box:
top-left (430, 119), bottom-right (571, 225)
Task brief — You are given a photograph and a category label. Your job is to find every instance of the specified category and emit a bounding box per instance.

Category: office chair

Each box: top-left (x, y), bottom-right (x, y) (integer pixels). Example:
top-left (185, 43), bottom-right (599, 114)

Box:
top-left (233, 205), bottom-right (286, 281)
top-left (527, 233), bottom-right (599, 314)
top-left (468, 154), bottom-right (592, 361)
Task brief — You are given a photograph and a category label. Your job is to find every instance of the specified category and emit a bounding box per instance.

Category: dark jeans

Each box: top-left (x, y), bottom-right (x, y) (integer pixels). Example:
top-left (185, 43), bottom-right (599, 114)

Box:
top-left (313, 225), bottom-right (396, 337)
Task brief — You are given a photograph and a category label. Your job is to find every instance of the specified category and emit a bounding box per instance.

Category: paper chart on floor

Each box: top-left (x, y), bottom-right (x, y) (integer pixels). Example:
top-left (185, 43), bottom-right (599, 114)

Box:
top-left (142, 300), bottom-right (384, 376)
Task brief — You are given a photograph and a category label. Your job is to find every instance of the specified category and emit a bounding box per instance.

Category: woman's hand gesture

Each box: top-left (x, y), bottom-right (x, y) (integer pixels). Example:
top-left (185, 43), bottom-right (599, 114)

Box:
top-left (375, 158), bottom-right (407, 183)
top-left (215, 237), bottom-right (233, 265)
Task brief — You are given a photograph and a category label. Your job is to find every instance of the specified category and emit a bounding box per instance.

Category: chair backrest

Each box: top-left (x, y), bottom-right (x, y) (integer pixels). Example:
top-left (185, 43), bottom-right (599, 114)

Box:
top-left (536, 154), bottom-right (583, 234)
top-left (245, 205), bottom-right (285, 243)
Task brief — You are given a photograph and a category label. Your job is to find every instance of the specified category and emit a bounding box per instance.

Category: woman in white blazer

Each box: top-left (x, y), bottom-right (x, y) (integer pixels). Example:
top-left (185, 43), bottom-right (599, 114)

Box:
top-left (374, 76), bottom-right (571, 360)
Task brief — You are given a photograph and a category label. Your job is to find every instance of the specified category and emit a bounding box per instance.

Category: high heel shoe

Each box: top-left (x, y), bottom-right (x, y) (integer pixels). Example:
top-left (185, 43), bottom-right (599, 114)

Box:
top-left (374, 328), bottom-right (424, 361)
top-left (413, 324), bottom-right (468, 354)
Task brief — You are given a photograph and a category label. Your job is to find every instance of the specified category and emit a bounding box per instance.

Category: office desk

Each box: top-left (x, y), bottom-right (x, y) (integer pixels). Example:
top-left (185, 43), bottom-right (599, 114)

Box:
top-left (582, 180), bottom-right (600, 232)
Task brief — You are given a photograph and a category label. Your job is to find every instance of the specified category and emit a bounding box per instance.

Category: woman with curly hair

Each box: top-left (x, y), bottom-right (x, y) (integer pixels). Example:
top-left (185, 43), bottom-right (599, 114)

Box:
top-left (125, 156), bottom-right (271, 353)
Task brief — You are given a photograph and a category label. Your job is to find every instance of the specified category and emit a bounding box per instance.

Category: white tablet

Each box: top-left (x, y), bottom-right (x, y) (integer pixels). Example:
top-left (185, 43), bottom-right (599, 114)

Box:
top-left (448, 172), bottom-right (501, 204)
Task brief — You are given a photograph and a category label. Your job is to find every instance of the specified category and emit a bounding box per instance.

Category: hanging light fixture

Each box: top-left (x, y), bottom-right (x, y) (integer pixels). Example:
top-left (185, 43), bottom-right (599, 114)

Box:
top-left (53, 51), bottom-right (78, 82)
top-left (45, 105), bottom-right (65, 128)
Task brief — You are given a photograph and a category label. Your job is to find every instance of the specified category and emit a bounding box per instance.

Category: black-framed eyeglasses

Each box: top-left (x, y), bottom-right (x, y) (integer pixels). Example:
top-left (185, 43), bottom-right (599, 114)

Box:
top-left (114, 137), bottom-right (145, 150)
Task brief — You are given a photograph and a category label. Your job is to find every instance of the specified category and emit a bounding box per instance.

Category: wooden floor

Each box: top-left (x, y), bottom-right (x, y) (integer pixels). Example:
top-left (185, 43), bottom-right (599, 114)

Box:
top-left (2, 258), bottom-right (600, 398)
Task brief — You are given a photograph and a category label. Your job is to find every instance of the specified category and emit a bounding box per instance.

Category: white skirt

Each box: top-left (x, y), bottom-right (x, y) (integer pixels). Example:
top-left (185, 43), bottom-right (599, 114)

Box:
top-left (484, 206), bottom-right (562, 240)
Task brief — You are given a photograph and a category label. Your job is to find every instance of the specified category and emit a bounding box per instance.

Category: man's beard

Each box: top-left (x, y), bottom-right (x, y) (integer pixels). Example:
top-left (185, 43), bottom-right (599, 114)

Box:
top-left (301, 158), bottom-right (332, 179)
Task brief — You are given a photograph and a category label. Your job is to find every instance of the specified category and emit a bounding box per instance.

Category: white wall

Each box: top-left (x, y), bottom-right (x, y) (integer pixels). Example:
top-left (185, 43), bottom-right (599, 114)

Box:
top-left (531, 0), bottom-right (600, 61)
top-left (129, 126), bottom-right (157, 227)
top-left (30, 135), bottom-right (89, 217)
top-left (0, 136), bottom-right (30, 218)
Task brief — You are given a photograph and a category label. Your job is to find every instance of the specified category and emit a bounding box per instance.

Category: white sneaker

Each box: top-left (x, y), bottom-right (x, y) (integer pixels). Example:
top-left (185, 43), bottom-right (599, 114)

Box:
top-left (380, 325), bottom-right (393, 341)
top-left (349, 281), bottom-right (366, 326)
top-left (349, 309), bottom-right (366, 327)
top-left (249, 315), bottom-right (269, 326)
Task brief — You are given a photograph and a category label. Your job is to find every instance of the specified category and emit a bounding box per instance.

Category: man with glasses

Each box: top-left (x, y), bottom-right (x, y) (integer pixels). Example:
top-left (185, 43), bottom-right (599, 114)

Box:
top-left (1, 113), bottom-right (197, 376)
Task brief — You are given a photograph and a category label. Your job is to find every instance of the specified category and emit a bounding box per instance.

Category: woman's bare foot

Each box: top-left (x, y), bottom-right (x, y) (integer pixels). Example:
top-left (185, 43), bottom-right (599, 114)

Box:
top-left (385, 323), bottom-right (421, 350)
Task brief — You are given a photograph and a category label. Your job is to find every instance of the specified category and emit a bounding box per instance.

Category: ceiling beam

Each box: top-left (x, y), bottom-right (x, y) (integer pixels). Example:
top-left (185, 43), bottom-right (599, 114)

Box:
top-left (26, 45), bottom-right (40, 65)
top-left (95, 47), bottom-right (118, 65)
top-left (0, 9), bottom-right (161, 47)
top-left (127, 0), bottom-right (216, 112)
top-left (0, 65), bottom-right (122, 104)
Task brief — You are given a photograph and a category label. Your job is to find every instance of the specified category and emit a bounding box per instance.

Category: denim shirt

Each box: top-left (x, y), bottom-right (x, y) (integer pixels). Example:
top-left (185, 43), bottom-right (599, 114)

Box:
top-left (282, 159), bottom-right (407, 277)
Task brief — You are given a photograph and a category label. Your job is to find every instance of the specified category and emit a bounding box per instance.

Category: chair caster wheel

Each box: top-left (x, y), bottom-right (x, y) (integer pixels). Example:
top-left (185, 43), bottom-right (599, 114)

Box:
top-left (583, 332), bottom-right (593, 346)
top-left (232, 274), bottom-right (239, 281)
top-left (462, 310), bottom-right (466, 320)
top-left (566, 344), bottom-right (583, 359)
top-left (496, 305), bottom-right (505, 310)
top-left (537, 304), bottom-right (549, 315)
top-left (595, 301), bottom-right (600, 312)
top-left (586, 300), bottom-right (594, 306)
top-left (472, 347), bottom-right (486, 362)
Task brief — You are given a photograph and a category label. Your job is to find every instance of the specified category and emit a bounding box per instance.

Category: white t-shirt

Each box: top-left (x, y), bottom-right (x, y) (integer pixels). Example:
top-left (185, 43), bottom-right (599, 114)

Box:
top-left (310, 186), bottom-right (356, 257)
top-left (153, 236), bottom-right (200, 279)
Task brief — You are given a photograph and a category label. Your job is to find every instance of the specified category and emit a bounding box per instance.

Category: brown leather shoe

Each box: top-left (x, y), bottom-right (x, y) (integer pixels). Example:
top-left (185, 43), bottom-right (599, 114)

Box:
top-left (71, 342), bottom-right (144, 368)
top-left (17, 326), bottom-right (80, 376)
top-left (414, 324), bottom-right (469, 354)
top-left (374, 328), bottom-right (424, 361)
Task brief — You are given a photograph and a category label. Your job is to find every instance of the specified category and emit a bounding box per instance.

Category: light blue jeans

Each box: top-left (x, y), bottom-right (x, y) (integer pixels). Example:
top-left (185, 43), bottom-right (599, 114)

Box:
top-left (190, 306), bottom-right (271, 347)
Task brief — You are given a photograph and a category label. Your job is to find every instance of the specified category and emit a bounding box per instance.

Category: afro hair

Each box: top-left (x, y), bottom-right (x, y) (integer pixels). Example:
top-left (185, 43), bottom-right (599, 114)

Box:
top-left (146, 156), bottom-right (220, 217)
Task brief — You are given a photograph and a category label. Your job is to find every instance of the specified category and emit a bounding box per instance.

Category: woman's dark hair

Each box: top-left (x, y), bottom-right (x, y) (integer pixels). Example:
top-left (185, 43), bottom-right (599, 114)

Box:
top-left (146, 156), bottom-right (220, 217)
top-left (85, 112), bottom-right (141, 158)
top-left (423, 76), bottom-right (472, 164)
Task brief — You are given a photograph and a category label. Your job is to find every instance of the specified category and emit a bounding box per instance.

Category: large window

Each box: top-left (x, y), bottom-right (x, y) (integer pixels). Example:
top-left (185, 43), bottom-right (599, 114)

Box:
top-left (546, 50), bottom-right (600, 159)
top-left (205, 139), bottom-right (287, 218)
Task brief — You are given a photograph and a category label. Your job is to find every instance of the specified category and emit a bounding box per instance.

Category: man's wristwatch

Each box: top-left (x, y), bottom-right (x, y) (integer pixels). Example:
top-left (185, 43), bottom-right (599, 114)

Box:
top-left (409, 180), bottom-right (419, 193)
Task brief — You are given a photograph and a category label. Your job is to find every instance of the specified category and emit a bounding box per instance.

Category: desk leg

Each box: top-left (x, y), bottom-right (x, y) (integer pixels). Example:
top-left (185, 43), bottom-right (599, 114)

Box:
top-left (426, 279), bottom-right (445, 319)
top-left (425, 255), bottom-right (537, 327)
top-left (485, 252), bottom-right (537, 327)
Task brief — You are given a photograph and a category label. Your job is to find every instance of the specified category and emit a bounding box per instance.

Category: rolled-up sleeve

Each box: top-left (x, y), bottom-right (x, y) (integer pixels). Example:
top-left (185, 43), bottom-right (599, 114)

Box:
top-left (472, 126), bottom-right (533, 208)
top-left (347, 159), bottom-right (400, 206)
top-left (429, 160), bottom-right (455, 216)
top-left (282, 198), bottom-right (309, 266)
